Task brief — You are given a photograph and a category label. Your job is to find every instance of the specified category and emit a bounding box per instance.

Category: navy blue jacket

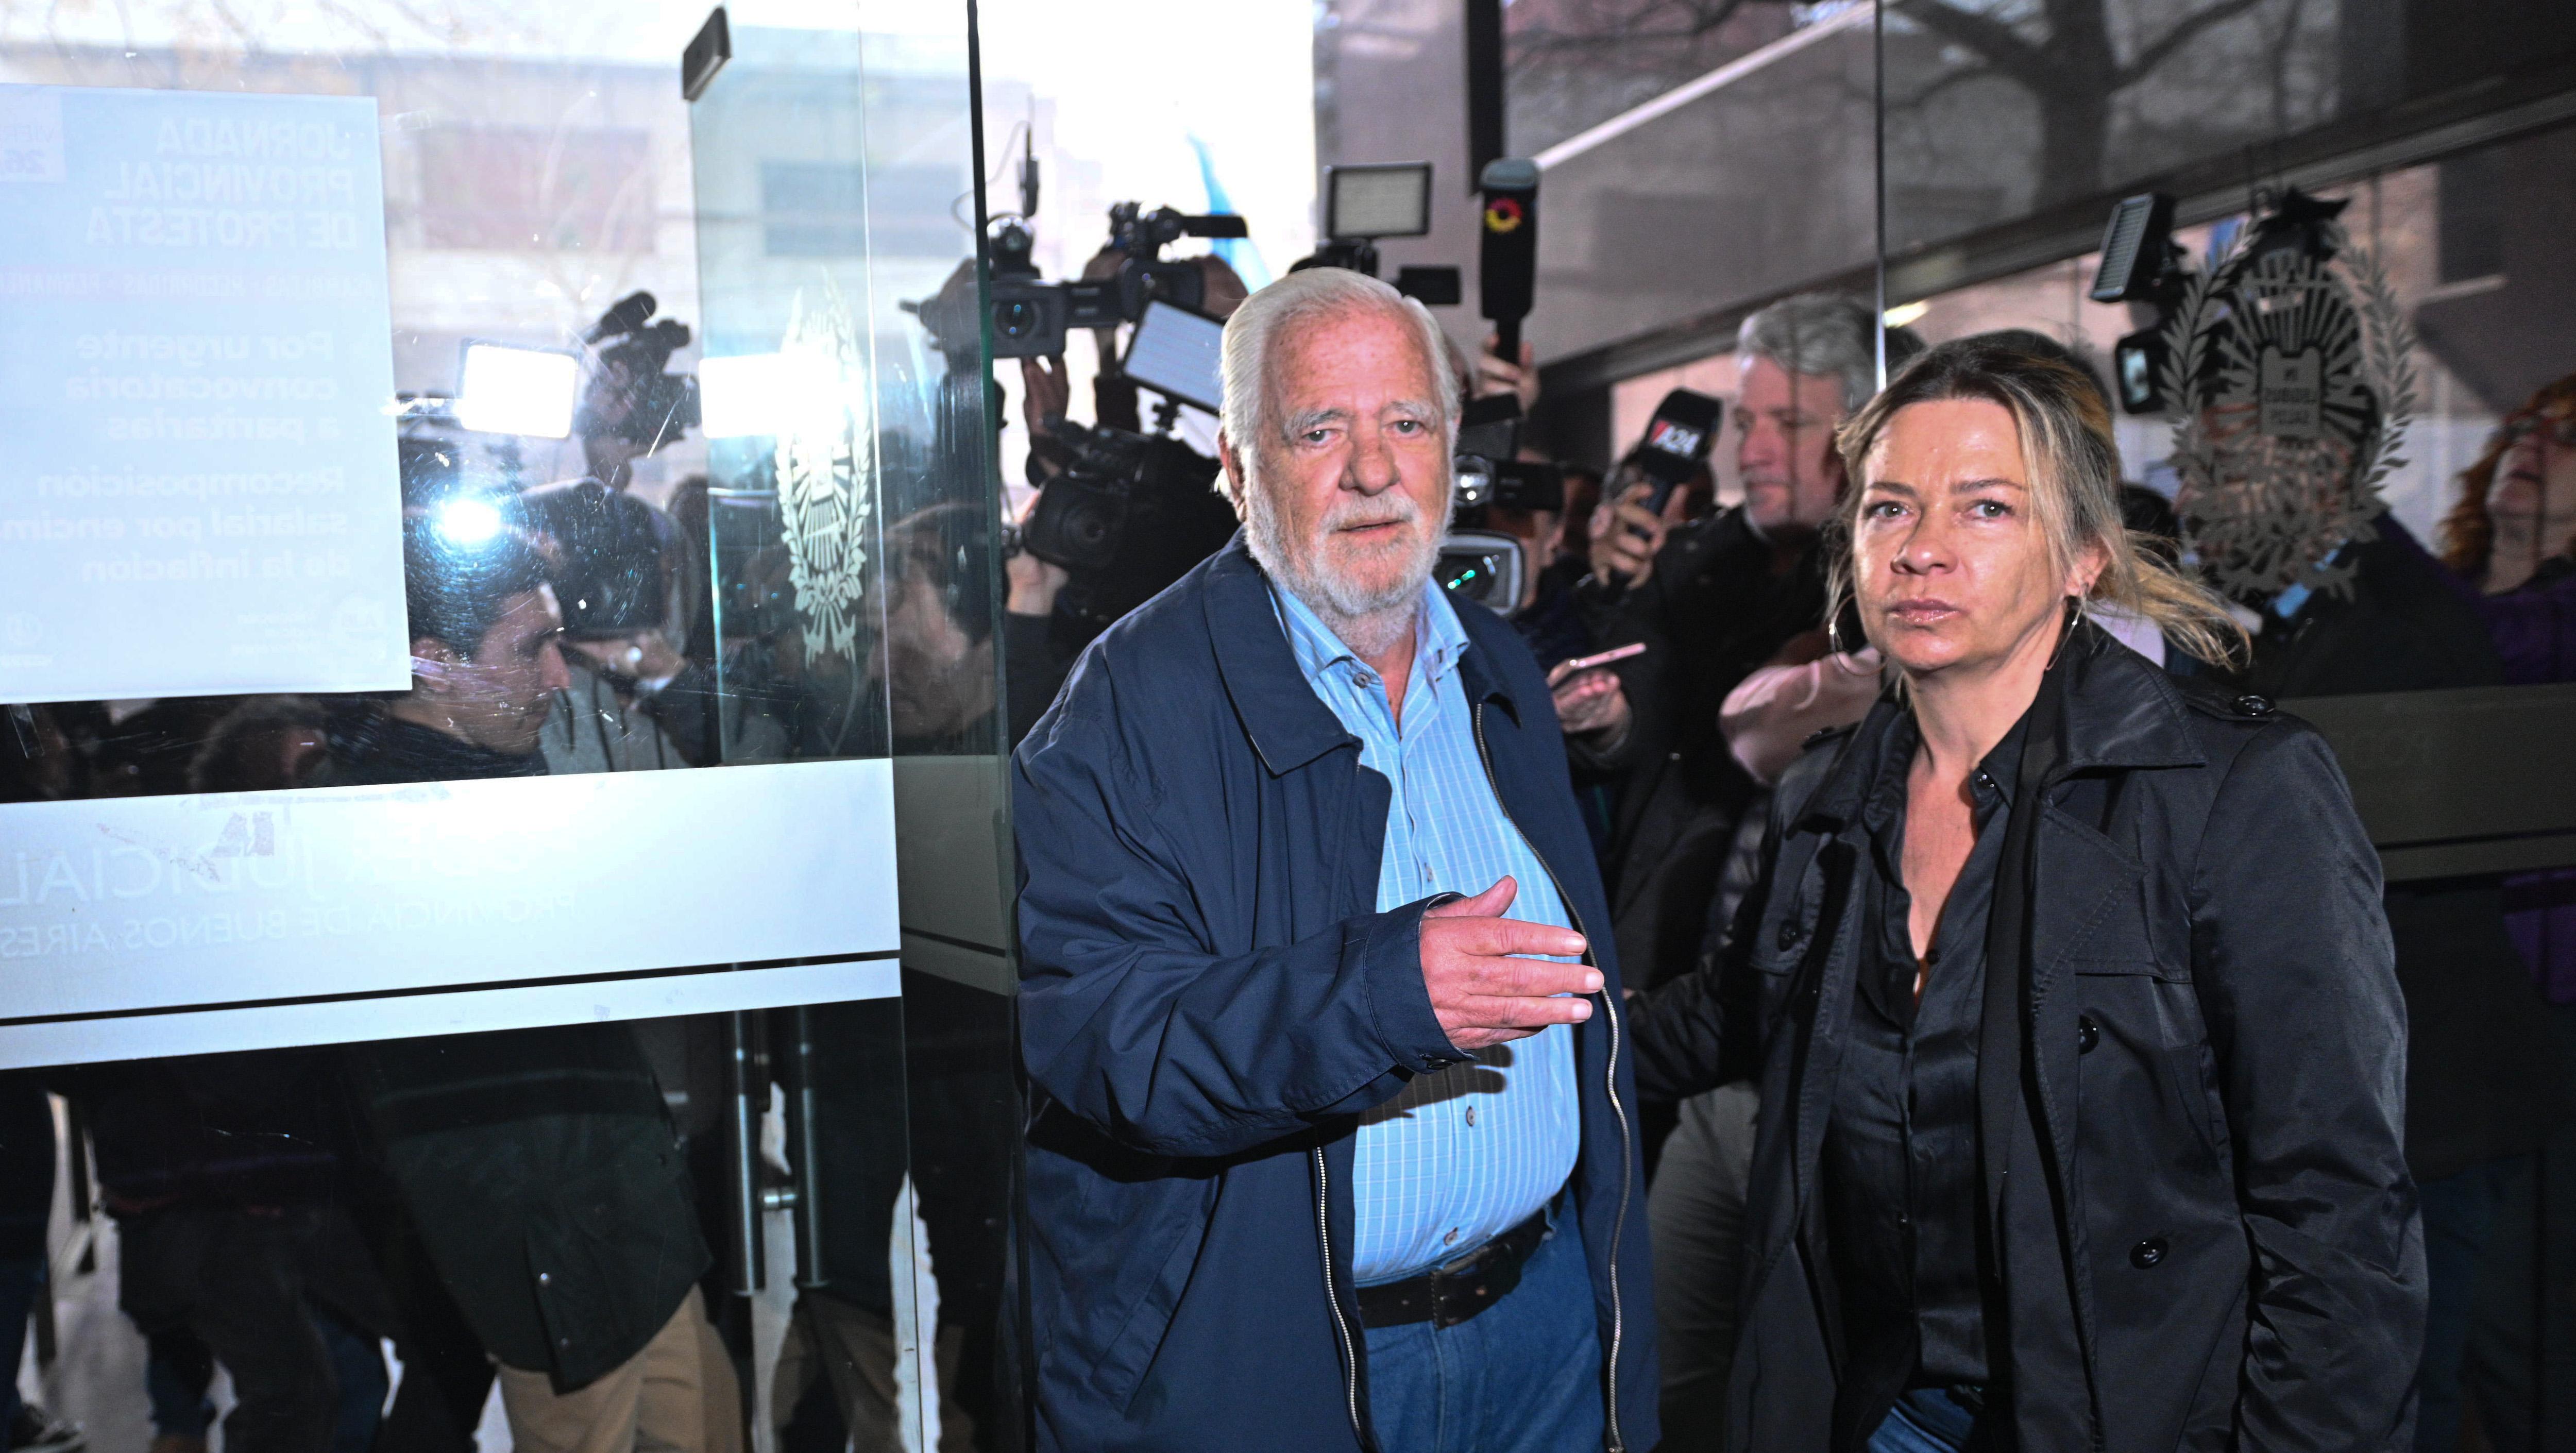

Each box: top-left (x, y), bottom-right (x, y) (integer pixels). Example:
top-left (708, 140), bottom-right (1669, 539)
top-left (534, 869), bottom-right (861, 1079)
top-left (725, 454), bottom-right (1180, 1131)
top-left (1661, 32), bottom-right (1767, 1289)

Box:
top-left (1013, 537), bottom-right (1657, 1452)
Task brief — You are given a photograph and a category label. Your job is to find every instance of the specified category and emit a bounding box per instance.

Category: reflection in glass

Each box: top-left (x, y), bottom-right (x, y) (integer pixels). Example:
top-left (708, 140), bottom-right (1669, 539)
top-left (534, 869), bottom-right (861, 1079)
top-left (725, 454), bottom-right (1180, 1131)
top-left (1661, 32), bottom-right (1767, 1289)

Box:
top-left (1, 2), bottom-right (1014, 1450)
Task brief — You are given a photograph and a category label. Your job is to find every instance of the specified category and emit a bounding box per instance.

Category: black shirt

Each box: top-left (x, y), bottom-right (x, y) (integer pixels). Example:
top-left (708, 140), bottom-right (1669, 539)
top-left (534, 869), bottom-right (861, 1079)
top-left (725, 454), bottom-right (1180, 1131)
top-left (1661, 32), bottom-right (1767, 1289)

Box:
top-left (1821, 710), bottom-right (2022, 1388)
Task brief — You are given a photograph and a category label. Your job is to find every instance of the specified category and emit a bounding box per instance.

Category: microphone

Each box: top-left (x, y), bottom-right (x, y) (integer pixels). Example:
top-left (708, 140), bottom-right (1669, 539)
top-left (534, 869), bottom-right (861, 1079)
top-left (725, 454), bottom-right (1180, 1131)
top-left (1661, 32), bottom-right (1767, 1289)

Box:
top-left (1478, 158), bottom-right (1538, 363)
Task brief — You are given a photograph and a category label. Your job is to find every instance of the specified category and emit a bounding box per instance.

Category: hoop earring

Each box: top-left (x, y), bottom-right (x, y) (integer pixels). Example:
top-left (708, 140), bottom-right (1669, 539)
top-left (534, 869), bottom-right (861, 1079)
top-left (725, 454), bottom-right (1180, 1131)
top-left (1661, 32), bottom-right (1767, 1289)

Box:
top-left (2046, 594), bottom-right (2083, 670)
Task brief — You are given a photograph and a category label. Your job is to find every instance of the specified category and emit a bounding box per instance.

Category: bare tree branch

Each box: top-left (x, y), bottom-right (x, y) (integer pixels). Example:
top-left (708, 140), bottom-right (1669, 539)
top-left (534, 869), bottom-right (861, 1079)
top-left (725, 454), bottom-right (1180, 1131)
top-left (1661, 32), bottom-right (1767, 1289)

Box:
top-left (1509, 0), bottom-right (1752, 59)
top-left (1895, 61), bottom-right (2018, 113)
top-left (2116, 0), bottom-right (2272, 86)
top-left (1894, 0), bottom-right (2053, 87)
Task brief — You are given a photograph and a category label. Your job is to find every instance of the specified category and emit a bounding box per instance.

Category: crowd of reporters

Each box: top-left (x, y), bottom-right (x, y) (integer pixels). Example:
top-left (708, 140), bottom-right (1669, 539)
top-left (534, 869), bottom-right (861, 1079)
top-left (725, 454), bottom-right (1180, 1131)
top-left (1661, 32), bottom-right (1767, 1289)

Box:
top-left (999, 257), bottom-right (2573, 1447)
top-left (1, 227), bottom-right (2571, 1450)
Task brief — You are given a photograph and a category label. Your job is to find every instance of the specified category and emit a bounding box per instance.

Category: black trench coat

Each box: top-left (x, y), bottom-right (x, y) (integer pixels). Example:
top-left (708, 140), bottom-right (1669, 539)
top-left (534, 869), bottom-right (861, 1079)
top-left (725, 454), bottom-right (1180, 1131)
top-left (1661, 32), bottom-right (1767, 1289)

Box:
top-left (1633, 626), bottom-right (2426, 1452)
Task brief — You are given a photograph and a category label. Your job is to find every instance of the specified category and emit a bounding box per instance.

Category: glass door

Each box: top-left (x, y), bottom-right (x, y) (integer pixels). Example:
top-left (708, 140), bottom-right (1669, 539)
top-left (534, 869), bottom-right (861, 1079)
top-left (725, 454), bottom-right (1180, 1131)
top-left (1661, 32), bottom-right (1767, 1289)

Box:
top-left (0, 1), bottom-right (1015, 1448)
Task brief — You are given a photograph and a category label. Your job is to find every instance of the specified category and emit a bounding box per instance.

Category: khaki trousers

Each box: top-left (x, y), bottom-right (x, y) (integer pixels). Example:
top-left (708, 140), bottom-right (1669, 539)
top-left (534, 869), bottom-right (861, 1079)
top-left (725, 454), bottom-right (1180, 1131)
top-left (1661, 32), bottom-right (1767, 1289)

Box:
top-left (497, 1287), bottom-right (743, 1453)
top-left (772, 1293), bottom-right (973, 1453)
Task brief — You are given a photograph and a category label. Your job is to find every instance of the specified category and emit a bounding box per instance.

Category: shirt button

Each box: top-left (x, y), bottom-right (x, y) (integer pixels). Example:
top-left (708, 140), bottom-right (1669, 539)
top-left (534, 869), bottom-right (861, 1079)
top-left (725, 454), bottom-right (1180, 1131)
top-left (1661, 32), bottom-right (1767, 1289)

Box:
top-left (536, 1271), bottom-right (551, 1286)
top-left (1464, 1106), bottom-right (1477, 1127)
top-left (1444, 1228), bottom-right (1460, 1245)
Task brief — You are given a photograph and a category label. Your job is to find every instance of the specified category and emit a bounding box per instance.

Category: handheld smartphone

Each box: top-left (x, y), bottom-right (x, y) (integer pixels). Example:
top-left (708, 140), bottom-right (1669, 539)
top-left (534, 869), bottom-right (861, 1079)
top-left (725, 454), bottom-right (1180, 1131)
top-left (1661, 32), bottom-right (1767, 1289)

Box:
top-left (1631, 388), bottom-right (1723, 515)
top-left (1555, 641), bottom-right (1647, 675)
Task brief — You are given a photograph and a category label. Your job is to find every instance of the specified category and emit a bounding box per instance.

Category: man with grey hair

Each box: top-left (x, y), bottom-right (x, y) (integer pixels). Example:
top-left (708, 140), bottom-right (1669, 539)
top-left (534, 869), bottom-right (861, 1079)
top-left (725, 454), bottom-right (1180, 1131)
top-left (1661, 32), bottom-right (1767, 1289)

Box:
top-left (1013, 265), bottom-right (1657, 1452)
top-left (1571, 291), bottom-right (1919, 989)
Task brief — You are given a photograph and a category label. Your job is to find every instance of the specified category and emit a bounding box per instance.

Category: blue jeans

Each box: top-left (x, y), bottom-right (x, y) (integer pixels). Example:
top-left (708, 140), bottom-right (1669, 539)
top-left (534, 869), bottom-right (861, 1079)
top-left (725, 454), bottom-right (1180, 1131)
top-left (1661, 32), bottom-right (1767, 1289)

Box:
top-left (1869, 1387), bottom-right (1981, 1453)
top-left (1362, 1217), bottom-right (1604, 1453)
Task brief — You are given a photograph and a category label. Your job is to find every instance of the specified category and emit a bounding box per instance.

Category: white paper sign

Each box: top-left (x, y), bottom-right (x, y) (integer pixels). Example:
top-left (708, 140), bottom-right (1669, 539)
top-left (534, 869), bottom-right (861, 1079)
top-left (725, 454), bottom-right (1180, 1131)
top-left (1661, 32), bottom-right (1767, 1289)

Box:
top-left (0, 85), bottom-right (408, 704)
top-left (0, 758), bottom-right (900, 1026)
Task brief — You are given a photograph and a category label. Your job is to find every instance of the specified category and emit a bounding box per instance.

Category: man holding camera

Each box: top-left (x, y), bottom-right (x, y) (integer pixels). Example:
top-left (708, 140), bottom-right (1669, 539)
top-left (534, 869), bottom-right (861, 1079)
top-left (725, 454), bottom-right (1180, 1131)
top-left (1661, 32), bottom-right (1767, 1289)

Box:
top-left (1013, 266), bottom-right (1655, 1451)
top-left (1003, 252), bottom-right (1249, 745)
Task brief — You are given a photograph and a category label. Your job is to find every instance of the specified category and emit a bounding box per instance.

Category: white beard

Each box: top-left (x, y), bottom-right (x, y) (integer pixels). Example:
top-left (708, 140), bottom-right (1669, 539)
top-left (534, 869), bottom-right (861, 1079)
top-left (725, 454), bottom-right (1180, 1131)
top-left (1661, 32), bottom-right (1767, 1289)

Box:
top-left (1242, 466), bottom-right (1448, 660)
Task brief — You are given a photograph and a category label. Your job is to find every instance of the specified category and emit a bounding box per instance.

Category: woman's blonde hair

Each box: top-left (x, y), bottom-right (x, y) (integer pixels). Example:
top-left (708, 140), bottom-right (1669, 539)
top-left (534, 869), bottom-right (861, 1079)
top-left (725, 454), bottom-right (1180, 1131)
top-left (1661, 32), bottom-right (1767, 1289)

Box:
top-left (1826, 338), bottom-right (2248, 668)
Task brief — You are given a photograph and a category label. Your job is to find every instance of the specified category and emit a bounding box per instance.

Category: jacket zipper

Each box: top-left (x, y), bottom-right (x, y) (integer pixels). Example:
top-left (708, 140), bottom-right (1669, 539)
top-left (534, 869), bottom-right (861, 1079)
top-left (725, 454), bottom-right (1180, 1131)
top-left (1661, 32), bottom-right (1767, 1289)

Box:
top-left (1314, 1146), bottom-right (1368, 1447)
top-left (1472, 701), bottom-right (1632, 1453)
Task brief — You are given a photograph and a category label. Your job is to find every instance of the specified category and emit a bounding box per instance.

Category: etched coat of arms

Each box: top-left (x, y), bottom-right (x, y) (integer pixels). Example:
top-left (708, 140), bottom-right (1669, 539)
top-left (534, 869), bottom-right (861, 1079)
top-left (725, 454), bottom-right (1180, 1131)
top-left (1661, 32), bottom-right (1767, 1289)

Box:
top-left (774, 279), bottom-right (877, 665)
top-left (2159, 217), bottom-right (2416, 601)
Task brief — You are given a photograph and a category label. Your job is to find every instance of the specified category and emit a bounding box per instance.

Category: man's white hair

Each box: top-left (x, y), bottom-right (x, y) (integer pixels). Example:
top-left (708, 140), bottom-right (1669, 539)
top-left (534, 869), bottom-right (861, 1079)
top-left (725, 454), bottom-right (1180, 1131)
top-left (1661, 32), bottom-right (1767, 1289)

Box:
top-left (1217, 266), bottom-right (1460, 641)
top-left (1218, 266), bottom-right (1461, 471)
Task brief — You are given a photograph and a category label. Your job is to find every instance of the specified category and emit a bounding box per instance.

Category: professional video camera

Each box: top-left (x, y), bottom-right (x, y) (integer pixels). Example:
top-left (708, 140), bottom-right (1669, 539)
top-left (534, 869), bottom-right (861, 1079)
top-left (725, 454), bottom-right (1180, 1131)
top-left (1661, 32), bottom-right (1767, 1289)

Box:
top-left (1439, 394), bottom-right (1564, 614)
top-left (2091, 188), bottom-right (2354, 416)
top-left (2088, 193), bottom-right (2201, 415)
top-left (911, 201), bottom-right (1248, 361)
top-left (1020, 414), bottom-right (1238, 642)
top-left (578, 291), bottom-right (700, 447)
top-left (987, 210), bottom-right (1243, 641)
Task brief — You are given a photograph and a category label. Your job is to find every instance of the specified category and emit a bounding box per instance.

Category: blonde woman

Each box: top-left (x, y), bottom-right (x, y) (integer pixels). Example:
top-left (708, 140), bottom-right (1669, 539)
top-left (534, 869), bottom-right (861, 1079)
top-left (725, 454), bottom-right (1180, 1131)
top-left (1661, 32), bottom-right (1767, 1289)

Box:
top-left (1631, 339), bottom-right (2423, 1451)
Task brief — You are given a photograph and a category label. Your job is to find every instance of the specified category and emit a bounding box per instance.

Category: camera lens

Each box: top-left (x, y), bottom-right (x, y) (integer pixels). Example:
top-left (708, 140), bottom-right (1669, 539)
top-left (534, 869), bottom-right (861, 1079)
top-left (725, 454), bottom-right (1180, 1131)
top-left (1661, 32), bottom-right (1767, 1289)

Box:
top-left (996, 299), bottom-right (1040, 340)
top-left (1061, 500), bottom-right (1116, 555)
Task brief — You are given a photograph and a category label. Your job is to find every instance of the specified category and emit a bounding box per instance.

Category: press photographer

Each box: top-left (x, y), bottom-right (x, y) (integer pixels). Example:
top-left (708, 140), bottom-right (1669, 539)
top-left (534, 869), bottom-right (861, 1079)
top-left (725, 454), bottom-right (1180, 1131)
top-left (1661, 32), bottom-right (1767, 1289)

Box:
top-left (909, 201), bottom-right (1252, 743)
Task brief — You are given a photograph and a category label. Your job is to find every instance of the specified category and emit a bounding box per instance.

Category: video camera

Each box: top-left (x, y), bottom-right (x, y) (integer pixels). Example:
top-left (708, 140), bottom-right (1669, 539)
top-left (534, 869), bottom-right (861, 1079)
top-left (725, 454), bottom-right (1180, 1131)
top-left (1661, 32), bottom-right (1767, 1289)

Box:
top-left (912, 201), bottom-right (1248, 361)
top-left (1009, 275), bottom-right (1240, 645)
top-left (1439, 394), bottom-right (1564, 614)
top-left (578, 292), bottom-right (700, 447)
top-left (2088, 194), bottom-right (2192, 415)
top-left (1018, 414), bottom-right (1239, 643)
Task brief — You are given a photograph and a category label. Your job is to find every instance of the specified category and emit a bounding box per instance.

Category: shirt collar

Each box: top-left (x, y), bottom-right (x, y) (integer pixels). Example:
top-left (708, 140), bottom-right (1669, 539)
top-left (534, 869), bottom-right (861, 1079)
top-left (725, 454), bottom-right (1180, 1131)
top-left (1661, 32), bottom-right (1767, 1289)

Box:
top-left (1859, 706), bottom-right (2032, 836)
top-left (1268, 576), bottom-right (1467, 690)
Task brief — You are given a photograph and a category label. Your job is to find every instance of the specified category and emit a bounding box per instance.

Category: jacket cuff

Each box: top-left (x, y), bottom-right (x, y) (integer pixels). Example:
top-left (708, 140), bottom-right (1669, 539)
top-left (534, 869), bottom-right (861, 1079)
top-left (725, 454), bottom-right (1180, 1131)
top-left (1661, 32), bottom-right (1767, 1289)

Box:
top-left (1357, 898), bottom-right (1470, 1072)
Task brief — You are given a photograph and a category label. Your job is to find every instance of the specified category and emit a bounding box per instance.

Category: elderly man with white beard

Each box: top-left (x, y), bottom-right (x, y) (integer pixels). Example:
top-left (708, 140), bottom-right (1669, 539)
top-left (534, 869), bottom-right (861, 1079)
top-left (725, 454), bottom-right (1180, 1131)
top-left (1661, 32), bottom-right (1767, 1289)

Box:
top-left (1011, 266), bottom-right (1657, 1453)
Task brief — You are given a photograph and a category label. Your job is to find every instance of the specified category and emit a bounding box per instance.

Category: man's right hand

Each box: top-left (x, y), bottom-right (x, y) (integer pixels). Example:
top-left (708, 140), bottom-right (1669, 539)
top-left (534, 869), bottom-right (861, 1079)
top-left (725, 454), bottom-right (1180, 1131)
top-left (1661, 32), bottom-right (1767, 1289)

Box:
top-left (1588, 480), bottom-right (1687, 587)
top-left (1421, 877), bottom-right (1598, 1051)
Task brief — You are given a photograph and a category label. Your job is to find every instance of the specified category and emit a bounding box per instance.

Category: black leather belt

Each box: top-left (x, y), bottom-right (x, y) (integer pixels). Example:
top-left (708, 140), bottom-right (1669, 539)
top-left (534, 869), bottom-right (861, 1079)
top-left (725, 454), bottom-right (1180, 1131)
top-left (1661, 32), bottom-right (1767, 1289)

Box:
top-left (1355, 1205), bottom-right (1553, 1329)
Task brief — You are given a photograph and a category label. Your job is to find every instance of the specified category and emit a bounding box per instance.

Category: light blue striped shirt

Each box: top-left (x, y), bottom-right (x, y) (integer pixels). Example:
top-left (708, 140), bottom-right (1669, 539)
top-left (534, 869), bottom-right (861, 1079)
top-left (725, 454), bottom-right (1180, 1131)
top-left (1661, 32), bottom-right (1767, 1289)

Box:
top-left (1268, 577), bottom-right (1582, 1286)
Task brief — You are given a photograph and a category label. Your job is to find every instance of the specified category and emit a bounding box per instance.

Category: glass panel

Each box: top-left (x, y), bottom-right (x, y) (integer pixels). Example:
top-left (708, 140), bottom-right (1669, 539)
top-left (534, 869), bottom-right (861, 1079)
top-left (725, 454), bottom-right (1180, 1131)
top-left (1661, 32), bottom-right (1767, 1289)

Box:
top-left (1882, 115), bottom-right (2576, 1433)
top-left (977, 2), bottom-right (1314, 495)
top-left (1505, 1), bottom-right (1803, 160)
top-left (0, 2), bottom-right (1016, 1450)
top-left (1877, 0), bottom-right (2576, 262)
top-left (1519, 8), bottom-right (1882, 366)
